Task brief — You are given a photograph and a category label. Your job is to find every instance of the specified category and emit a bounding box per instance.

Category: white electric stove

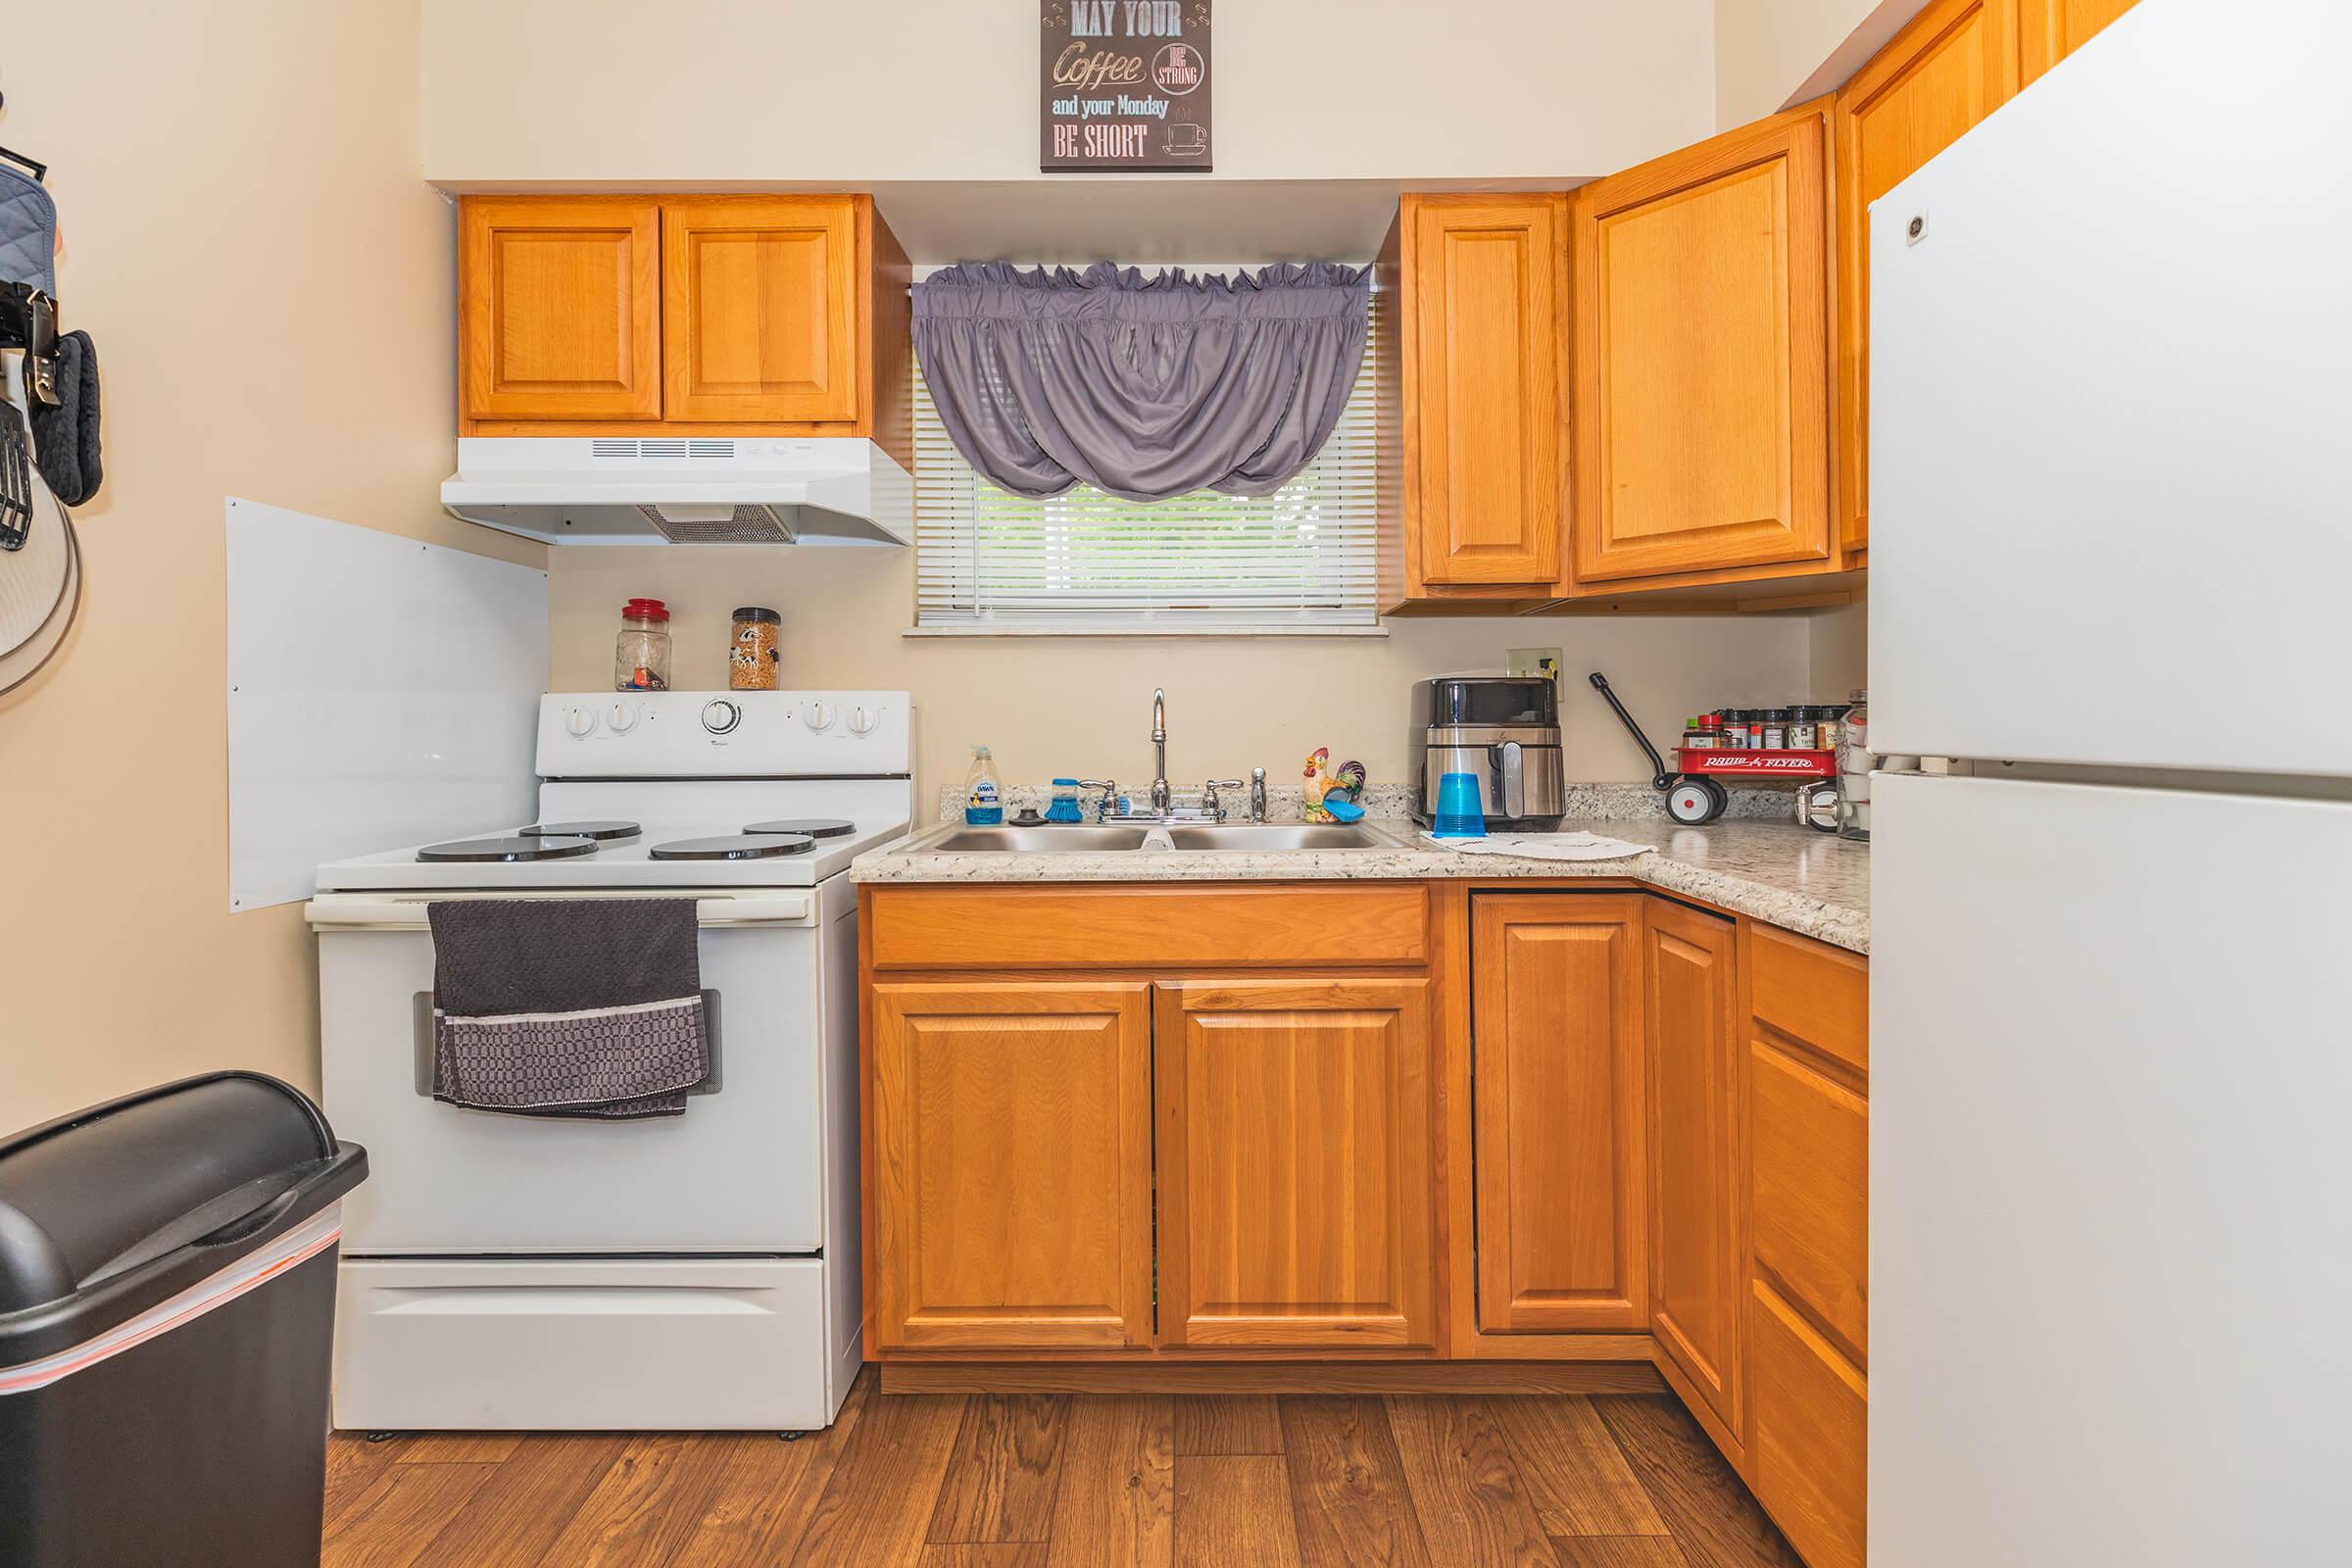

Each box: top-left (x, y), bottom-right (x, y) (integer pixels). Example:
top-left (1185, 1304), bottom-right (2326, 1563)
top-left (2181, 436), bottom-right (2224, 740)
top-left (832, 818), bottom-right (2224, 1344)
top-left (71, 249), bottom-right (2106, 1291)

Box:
top-left (308, 691), bottom-right (912, 1434)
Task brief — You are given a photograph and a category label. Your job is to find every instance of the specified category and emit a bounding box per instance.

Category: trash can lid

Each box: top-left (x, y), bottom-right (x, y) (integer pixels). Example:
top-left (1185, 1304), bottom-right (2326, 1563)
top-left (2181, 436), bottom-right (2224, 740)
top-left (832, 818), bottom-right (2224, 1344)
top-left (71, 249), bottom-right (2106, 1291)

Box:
top-left (0, 1073), bottom-right (366, 1356)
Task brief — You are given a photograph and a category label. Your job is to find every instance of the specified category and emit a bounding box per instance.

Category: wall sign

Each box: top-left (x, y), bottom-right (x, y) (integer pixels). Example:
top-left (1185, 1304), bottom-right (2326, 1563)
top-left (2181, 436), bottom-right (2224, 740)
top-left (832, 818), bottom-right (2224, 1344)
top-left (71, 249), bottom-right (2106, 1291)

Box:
top-left (1041, 1), bottom-right (1211, 172)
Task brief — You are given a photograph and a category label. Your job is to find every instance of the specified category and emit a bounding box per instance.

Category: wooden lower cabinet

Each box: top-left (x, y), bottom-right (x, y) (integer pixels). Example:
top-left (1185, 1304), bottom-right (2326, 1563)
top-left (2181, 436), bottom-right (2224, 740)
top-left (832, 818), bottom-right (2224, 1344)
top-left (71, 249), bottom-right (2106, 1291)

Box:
top-left (1748, 1279), bottom-right (1869, 1568)
top-left (1645, 901), bottom-right (1745, 1437)
top-left (867, 982), bottom-right (1154, 1350)
top-left (862, 885), bottom-right (1871, 1566)
top-left (1154, 978), bottom-right (1437, 1349)
top-left (1469, 894), bottom-right (1647, 1332)
top-left (1742, 923), bottom-right (1872, 1566)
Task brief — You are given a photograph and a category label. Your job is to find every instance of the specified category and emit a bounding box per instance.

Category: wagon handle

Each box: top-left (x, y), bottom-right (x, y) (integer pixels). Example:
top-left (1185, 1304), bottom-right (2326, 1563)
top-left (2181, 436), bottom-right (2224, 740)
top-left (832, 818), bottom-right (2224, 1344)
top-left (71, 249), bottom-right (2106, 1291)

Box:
top-left (1587, 671), bottom-right (1679, 792)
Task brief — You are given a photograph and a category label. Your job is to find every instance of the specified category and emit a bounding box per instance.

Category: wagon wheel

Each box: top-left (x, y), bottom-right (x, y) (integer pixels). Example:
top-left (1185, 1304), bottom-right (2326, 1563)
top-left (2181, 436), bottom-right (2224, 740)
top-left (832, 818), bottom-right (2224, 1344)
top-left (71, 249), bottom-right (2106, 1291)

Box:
top-left (1666, 777), bottom-right (1718, 825)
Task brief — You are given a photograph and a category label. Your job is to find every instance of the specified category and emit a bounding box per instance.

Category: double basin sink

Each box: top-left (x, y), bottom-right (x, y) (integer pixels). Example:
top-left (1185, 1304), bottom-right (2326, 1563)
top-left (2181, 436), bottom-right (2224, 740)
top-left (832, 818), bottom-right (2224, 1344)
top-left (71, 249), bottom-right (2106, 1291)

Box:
top-left (929, 822), bottom-right (1392, 853)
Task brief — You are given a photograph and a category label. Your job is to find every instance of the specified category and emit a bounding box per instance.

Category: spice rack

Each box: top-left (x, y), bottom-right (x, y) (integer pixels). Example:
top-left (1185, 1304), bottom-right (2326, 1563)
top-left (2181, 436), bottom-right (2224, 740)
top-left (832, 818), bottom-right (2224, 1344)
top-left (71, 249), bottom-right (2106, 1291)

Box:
top-left (1588, 670), bottom-right (1840, 827)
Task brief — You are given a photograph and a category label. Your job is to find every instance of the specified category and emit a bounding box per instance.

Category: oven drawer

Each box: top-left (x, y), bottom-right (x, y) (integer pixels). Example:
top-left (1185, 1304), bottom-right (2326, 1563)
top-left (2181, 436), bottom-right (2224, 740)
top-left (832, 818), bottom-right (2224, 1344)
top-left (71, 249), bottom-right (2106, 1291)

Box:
top-left (334, 1257), bottom-right (839, 1431)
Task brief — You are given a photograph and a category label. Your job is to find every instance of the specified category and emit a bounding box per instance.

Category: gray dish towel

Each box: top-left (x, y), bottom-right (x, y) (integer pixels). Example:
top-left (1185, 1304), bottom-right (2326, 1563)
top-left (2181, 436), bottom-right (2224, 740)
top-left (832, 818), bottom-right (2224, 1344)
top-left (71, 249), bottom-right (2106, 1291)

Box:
top-left (426, 899), bottom-right (710, 1120)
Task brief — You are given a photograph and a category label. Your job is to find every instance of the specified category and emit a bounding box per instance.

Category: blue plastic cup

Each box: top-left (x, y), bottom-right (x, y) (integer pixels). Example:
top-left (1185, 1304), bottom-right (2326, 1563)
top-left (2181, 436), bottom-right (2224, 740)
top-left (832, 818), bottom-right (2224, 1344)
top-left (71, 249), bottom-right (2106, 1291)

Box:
top-left (1431, 770), bottom-right (1487, 838)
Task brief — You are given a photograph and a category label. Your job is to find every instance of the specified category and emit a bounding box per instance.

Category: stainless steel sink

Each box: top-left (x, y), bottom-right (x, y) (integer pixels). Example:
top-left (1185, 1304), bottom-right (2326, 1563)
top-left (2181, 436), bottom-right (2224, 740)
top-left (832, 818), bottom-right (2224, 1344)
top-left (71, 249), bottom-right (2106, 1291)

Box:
top-left (929, 825), bottom-right (1152, 852)
top-left (1163, 824), bottom-right (1388, 851)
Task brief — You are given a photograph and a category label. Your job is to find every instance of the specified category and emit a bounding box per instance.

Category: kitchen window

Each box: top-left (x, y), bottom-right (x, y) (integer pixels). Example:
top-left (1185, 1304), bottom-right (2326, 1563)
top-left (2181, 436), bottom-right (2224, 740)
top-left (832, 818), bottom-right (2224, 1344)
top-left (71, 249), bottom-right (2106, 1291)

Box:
top-left (909, 315), bottom-right (1382, 635)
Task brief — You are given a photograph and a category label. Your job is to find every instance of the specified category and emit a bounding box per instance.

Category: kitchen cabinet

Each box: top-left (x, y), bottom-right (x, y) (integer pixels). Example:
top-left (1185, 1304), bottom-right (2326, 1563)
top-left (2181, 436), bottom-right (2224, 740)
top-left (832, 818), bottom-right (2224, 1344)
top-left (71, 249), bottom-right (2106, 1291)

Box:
top-left (867, 981), bottom-right (1154, 1350)
top-left (1835, 0), bottom-right (2020, 562)
top-left (460, 197), bottom-right (663, 422)
top-left (1382, 194), bottom-right (1569, 606)
top-left (1468, 894), bottom-right (1647, 1333)
top-left (1645, 900), bottom-right (1745, 1440)
top-left (1742, 924), bottom-right (1871, 1568)
top-left (2020, 0), bottom-right (2139, 81)
top-left (1570, 102), bottom-right (1837, 590)
top-left (457, 193), bottom-right (910, 461)
top-left (662, 197), bottom-right (860, 423)
top-left (1154, 978), bottom-right (1437, 1349)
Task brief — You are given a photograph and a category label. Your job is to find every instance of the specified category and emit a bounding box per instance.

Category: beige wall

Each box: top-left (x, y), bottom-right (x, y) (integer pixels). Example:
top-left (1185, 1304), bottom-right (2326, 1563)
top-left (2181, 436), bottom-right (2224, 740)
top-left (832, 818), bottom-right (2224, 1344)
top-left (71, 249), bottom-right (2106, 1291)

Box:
top-left (0, 0), bottom-right (542, 1133)
top-left (420, 0), bottom-right (1717, 185)
top-left (548, 550), bottom-right (1821, 801)
top-left (1808, 601), bottom-right (1870, 701)
top-left (1713, 0), bottom-right (1931, 125)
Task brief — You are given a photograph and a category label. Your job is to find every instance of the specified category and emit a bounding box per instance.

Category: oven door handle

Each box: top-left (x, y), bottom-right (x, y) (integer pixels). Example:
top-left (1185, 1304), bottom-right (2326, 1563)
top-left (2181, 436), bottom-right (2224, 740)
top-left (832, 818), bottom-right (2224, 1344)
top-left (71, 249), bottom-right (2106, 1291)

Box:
top-left (306, 894), bottom-right (816, 931)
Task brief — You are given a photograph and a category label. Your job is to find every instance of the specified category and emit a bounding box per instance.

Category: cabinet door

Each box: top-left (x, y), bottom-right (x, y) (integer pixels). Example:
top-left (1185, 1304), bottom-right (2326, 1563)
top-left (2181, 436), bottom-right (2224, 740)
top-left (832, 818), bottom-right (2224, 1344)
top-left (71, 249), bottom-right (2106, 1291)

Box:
top-left (461, 197), bottom-right (662, 421)
top-left (1469, 894), bottom-right (1646, 1332)
top-left (869, 982), bottom-right (1153, 1350)
top-left (1836, 0), bottom-right (2020, 560)
top-left (662, 197), bottom-right (861, 423)
top-left (1155, 978), bottom-right (1436, 1349)
top-left (1645, 902), bottom-right (1743, 1434)
top-left (1402, 195), bottom-right (1566, 588)
top-left (2020, 0), bottom-right (2138, 81)
top-left (1571, 107), bottom-right (1833, 586)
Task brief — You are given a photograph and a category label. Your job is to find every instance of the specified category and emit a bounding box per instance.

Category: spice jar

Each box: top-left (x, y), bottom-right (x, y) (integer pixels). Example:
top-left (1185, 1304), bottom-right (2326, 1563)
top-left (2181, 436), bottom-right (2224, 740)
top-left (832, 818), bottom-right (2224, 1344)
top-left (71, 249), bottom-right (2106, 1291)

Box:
top-left (729, 606), bottom-right (781, 692)
top-left (1761, 709), bottom-right (1789, 750)
top-left (613, 598), bottom-right (672, 691)
top-left (1789, 707), bottom-right (1819, 751)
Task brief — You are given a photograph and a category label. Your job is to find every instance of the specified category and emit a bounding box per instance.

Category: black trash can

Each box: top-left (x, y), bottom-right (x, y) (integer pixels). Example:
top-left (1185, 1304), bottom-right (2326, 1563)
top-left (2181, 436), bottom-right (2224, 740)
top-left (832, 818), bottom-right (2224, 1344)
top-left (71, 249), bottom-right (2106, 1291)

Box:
top-left (0, 1072), bottom-right (368, 1568)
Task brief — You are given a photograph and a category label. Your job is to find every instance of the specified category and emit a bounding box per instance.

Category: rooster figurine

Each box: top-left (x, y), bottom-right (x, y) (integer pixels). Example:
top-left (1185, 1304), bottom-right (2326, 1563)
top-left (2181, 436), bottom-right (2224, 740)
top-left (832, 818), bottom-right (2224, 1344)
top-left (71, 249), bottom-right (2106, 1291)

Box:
top-left (1303, 748), bottom-right (1335, 821)
top-left (1303, 750), bottom-right (1369, 822)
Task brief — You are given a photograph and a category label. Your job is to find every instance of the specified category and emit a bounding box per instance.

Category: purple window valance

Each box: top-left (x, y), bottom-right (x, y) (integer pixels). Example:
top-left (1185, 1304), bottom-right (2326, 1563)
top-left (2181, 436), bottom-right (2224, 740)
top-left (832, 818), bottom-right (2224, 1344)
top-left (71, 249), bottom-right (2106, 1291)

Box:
top-left (910, 261), bottom-right (1372, 504)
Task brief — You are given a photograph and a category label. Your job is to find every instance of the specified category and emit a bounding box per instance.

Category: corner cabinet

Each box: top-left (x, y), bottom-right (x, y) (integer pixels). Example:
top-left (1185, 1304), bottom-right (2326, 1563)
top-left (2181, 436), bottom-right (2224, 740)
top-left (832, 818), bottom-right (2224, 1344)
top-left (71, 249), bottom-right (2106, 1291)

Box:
top-left (457, 192), bottom-right (910, 461)
top-left (1155, 979), bottom-right (1436, 1349)
top-left (1569, 103), bottom-right (1838, 591)
top-left (2020, 0), bottom-right (2139, 82)
top-left (1644, 902), bottom-right (1745, 1442)
top-left (1381, 195), bottom-right (1569, 608)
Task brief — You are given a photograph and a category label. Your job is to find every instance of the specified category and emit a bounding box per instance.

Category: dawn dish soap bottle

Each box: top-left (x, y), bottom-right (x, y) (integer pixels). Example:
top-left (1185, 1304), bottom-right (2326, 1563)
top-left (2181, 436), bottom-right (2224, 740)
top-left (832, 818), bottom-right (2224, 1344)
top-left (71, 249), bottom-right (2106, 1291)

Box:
top-left (961, 745), bottom-right (1004, 826)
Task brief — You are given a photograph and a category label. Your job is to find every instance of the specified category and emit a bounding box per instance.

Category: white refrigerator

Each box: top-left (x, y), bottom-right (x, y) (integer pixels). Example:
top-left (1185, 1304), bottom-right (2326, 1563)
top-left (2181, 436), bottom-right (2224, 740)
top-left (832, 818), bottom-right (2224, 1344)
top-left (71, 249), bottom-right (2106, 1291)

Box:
top-left (1868, 0), bottom-right (2352, 1562)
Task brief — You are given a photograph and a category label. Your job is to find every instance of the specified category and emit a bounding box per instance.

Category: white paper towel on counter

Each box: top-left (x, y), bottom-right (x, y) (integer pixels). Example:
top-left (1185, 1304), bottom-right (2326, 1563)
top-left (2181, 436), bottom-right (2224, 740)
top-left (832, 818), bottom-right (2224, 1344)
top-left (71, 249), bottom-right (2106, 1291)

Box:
top-left (1418, 831), bottom-right (1654, 861)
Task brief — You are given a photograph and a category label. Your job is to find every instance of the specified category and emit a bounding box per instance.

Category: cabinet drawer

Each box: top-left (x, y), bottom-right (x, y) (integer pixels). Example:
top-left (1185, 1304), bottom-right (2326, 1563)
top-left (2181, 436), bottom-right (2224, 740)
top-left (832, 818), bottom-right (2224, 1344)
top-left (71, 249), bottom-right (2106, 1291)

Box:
top-left (867, 884), bottom-right (1431, 970)
top-left (1749, 924), bottom-right (1868, 1074)
top-left (1747, 1279), bottom-right (1867, 1568)
top-left (1751, 1038), bottom-right (1869, 1361)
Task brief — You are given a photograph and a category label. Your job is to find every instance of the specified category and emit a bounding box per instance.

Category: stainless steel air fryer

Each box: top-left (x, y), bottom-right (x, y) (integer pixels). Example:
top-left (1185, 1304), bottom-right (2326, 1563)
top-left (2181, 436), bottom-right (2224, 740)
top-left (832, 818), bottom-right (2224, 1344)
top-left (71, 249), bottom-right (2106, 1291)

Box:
top-left (1409, 675), bottom-right (1566, 829)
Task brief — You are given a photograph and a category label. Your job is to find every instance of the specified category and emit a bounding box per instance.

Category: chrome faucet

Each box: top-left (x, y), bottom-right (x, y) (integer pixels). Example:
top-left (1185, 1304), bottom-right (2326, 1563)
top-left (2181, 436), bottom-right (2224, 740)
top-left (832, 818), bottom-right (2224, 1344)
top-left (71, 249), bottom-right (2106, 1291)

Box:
top-left (1149, 688), bottom-right (1172, 815)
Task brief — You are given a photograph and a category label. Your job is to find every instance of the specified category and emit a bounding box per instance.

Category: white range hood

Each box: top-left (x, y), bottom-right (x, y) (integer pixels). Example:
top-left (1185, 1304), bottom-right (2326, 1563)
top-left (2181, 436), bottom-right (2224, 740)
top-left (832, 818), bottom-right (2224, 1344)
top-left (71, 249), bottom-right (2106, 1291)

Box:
top-left (440, 436), bottom-right (912, 547)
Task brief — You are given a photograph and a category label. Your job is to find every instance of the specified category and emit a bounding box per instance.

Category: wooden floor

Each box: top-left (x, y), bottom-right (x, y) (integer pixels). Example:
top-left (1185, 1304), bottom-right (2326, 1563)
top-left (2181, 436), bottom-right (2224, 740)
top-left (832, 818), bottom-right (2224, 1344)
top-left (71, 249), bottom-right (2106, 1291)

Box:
top-left (322, 1372), bottom-right (1803, 1567)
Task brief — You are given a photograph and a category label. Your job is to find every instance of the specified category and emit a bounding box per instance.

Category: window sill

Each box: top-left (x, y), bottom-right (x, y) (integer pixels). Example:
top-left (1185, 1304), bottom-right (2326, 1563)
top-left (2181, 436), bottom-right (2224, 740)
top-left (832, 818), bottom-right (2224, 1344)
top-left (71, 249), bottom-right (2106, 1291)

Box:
top-left (903, 624), bottom-right (1389, 639)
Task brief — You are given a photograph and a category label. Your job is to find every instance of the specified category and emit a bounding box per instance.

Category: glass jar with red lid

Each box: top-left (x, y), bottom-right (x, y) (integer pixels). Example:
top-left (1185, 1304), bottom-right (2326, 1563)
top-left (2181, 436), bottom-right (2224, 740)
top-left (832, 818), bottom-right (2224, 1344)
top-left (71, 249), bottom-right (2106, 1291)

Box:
top-left (613, 598), bottom-right (672, 691)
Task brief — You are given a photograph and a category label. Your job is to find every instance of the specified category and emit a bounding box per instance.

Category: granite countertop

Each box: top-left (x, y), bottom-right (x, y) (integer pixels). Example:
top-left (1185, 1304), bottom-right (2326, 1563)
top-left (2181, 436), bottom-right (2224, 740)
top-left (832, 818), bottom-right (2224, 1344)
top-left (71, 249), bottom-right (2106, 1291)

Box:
top-left (855, 801), bottom-right (1869, 955)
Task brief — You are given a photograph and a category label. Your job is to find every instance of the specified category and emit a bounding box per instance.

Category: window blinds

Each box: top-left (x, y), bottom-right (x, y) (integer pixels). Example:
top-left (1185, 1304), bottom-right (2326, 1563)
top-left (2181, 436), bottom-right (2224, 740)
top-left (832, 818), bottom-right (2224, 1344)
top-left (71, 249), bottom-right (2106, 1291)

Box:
top-left (912, 316), bottom-right (1380, 632)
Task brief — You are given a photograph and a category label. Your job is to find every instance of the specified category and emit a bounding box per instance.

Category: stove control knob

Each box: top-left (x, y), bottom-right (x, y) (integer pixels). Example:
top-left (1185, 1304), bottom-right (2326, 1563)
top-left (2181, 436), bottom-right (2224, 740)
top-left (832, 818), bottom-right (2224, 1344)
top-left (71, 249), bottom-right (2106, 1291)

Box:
top-left (847, 704), bottom-right (878, 736)
top-left (607, 703), bottom-right (640, 734)
top-left (564, 705), bottom-right (597, 738)
top-left (701, 699), bottom-right (743, 735)
top-left (805, 702), bottom-right (837, 733)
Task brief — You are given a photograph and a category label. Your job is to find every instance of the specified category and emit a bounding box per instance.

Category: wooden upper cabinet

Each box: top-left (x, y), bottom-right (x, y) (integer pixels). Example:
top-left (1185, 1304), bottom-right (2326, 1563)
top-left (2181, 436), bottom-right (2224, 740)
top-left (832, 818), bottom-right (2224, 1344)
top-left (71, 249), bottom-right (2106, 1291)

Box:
top-left (1836, 0), bottom-right (2020, 561)
top-left (461, 197), bottom-right (662, 421)
top-left (2020, 0), bottom-right (2138, 81)
top-left (1154, 978), bottom-right (1436, 1350)
top-left (662, 197), bottom-right (860, 423)
top-left (1396, 195), bottom-right (1567, 591)
top-left (1571, 103), bottom-right (1834, 588)
top-left (867, 982), bottom-right (1154, 1351)
top-left (1645, 900), bottom-right (1744, 1438)
top-left (1469, 894), bottom-right (1647, 1333)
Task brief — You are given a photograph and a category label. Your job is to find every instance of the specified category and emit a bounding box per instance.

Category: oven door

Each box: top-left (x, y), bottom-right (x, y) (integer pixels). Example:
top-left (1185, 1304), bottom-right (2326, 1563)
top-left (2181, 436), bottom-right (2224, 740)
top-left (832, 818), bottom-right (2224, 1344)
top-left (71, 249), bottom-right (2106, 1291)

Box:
top-left (311, 889), bottom-right (834, 1254)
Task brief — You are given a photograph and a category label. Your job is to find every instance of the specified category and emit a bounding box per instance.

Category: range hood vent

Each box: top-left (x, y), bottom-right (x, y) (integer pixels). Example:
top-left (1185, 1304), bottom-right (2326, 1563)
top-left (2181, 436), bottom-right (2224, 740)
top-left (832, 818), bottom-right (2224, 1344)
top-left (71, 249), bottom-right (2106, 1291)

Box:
top-left (441, 437), bottom-right (912, 548)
